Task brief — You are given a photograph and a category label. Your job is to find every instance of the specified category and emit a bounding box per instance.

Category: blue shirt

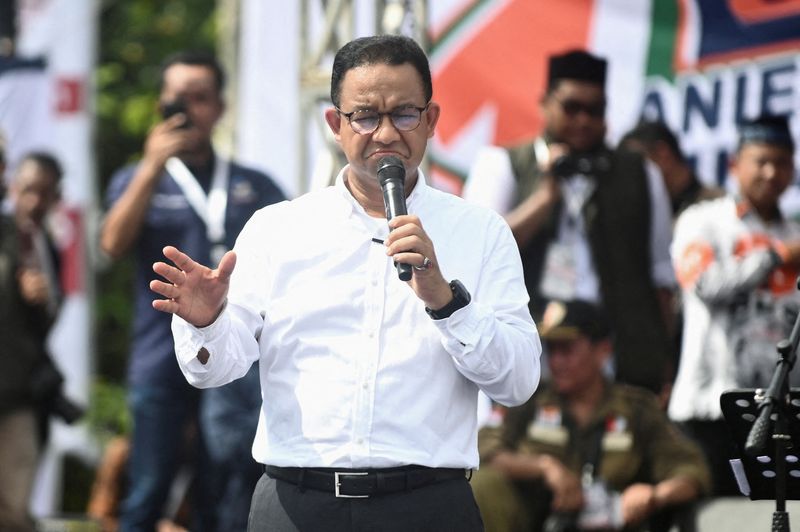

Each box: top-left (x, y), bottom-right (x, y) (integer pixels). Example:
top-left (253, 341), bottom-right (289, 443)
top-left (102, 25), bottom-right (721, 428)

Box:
top-left (105, 158), bottom-right (286, 388)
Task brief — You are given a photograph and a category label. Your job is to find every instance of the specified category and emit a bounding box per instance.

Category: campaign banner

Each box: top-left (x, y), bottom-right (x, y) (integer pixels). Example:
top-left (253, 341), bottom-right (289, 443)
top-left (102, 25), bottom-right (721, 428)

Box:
top-left (428, 0), bottom-right (800, 199)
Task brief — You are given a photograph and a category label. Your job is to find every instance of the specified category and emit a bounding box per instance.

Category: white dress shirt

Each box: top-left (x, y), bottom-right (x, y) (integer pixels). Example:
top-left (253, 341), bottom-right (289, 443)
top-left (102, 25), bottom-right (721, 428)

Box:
top-left (171, 168), bottom-right (541, 469)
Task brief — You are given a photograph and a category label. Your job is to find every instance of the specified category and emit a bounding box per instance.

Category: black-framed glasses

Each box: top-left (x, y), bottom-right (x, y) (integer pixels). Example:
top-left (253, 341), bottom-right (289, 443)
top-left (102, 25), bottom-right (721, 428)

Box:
top-left (554, 96), bottom-right (606, 118)
top-left (336, 103), bottom-right (430, 134)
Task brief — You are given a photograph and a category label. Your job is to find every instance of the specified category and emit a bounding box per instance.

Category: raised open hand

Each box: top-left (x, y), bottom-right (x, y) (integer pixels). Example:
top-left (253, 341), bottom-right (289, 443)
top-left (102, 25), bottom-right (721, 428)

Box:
top-left (150, 245), bottom-right (236, 328)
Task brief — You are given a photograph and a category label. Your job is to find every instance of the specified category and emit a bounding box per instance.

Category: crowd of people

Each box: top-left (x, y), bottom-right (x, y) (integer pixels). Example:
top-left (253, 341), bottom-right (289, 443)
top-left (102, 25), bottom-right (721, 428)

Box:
top-left (0, 31), bottom-right (798, 532)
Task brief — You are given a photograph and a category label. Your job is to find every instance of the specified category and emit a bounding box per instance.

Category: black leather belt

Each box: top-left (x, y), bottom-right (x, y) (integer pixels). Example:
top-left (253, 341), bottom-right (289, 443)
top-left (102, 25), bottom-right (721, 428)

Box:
top-left (265, 465), bottom-right (468, 498)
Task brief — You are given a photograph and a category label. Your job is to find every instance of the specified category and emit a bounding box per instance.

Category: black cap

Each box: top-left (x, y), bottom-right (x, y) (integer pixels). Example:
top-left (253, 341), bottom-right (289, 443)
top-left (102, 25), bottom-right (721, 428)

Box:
top-left (738, 115), bottom-right (794, 151)
top-left (548, 50), bottom-right (607, 89)
top-left (539, 299), bottom-right (611, 342)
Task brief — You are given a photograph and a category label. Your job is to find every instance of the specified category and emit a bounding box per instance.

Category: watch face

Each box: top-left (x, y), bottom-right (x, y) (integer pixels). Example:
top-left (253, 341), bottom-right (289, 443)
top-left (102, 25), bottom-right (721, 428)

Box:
top-left (427, 280), bottom-right (470, 320)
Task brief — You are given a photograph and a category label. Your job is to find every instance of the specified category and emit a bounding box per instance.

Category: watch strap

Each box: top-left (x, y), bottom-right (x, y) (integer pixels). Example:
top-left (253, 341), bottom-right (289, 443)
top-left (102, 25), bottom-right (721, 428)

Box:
top-left (425, 280), bottom-right (471, 320)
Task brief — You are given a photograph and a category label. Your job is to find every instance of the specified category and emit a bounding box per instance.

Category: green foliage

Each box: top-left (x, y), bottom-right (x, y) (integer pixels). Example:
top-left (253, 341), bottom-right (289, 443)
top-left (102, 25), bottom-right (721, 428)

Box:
top-left (96, 0), bottom-right (218, 185)
top-left (86, 378), bottom-right (132, 445)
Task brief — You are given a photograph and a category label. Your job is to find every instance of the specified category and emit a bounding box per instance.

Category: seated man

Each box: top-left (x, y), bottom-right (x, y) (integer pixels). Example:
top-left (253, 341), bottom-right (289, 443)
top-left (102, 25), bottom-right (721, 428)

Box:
top-left (473, 299), bottom-right (710, 531)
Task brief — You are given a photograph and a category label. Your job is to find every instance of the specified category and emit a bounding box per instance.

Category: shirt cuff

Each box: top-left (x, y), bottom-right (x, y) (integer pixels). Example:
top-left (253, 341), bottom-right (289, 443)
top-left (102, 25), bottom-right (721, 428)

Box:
top-left (432, 301), bottom-right (482, 352)
top-left (171, 309), bottom-right (230, 370)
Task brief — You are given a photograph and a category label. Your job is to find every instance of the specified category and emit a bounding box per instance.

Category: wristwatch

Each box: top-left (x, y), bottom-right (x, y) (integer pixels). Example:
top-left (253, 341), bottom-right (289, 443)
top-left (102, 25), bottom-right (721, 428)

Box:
top-left (425, 280), bottom-right (471, 320)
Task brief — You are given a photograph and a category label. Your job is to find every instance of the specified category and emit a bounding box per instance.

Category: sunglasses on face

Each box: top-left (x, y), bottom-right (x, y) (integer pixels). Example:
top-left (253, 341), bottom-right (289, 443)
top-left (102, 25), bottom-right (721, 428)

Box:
top-left (554, 97), bottom-right (606, 118)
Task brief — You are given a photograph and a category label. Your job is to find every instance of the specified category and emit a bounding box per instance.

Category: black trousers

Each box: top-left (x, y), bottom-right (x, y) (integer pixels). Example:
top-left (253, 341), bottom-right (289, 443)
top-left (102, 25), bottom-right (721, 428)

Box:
top-left (247, 472), bottom-right (484, 531)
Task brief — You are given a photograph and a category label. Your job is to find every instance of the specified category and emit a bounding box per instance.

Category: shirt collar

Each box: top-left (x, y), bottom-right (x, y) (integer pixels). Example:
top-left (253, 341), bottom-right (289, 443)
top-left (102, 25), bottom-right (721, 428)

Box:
top-left (735, 195), bottom-right (784, 222)
top-left (333, 164), bottom-right (429, 217)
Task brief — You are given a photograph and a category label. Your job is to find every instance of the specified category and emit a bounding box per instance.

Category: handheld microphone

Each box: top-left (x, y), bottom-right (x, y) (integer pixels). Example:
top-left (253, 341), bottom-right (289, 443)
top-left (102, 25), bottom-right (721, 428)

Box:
top-left (377, 156), bottom-right (412, 281)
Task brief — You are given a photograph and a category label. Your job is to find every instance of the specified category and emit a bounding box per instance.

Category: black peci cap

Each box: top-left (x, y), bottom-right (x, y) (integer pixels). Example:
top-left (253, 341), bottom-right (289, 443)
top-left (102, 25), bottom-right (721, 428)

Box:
top-left (548, 50), bottom-right (607, 88)
top-left (738, 115), bottom-right (794, 151)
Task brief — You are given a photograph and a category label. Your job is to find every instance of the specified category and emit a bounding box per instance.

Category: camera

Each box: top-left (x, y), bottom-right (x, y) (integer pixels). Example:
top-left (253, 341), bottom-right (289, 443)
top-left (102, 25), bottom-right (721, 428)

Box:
top-left (29, 359), bottom-right (85, 425)
top-left (159, 98), bottom-right (191, 129)
top-left (551, 152), bottom-right (610, 177)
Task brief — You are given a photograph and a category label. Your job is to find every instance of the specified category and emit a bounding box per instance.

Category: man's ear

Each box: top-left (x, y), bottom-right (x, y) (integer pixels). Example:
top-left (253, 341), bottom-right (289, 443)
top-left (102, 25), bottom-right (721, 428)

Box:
top-left (424, 102), bottom-right (441, 139)
top-left (324, 107), bottom-right (342, 141)
top-left (593, 338), bottom-right (613, 365)
top-left (728, 151), bottom-right (739, 173)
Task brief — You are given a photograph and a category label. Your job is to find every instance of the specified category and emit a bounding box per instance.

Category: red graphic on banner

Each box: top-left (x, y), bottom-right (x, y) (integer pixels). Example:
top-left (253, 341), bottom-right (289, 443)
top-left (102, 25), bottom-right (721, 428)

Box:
top-left (433, 0), bottom-right (592, 148)
top-left (56, 77), bottom-right (83, 114)
top-left (729, 0), bottom-right (800, 23)
top-left (58, 207), bottom-right (84, 295)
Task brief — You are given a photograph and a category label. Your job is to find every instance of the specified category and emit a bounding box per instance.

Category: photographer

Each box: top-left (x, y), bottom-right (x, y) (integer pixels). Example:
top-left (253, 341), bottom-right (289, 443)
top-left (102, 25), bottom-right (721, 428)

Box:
top-left (464, 50), bottom-right (675, 396)
top-left (0, 151), bottom-right (80, 532)
top-left (472, 299), bottom-right (709, 532)
top-left (100, 50), bottom-right (285, 531)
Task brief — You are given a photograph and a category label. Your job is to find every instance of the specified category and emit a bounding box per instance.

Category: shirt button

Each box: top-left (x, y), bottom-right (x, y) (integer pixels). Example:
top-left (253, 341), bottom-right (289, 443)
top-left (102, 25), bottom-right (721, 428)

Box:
top-left (356, 438), bottom-right (364, 445)
top-left (362, 382), bottom-right (369, 390)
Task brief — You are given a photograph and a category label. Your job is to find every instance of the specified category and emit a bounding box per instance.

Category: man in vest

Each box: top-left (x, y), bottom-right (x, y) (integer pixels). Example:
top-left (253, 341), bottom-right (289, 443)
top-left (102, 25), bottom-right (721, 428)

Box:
top-left (464, 50), bottom-right (675, 395)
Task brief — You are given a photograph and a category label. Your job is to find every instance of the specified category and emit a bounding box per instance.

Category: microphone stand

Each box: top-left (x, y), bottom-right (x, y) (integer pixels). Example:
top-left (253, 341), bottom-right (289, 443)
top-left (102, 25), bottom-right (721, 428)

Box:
top-left (744, 287), bottom-right (800, 532)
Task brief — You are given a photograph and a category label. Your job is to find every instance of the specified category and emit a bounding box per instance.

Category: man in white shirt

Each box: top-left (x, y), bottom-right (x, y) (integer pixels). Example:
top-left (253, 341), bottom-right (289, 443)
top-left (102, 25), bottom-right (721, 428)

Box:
top-left (150, 35), bottom-right (540, 531)
top-left (669, 115), bottom-right (800, 495)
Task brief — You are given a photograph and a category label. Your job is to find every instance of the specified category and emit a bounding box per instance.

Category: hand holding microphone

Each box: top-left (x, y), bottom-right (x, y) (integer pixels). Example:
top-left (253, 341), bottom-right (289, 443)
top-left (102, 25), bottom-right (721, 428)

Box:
top-left (377, 157), bottom-right (461, 313)
top-left (378, 156), bottom-right (413, 281)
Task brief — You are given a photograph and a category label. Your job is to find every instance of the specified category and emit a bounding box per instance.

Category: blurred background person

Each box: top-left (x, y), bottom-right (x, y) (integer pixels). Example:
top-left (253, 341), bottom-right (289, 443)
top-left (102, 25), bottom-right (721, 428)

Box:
top-left (619, 120), bottom-right (723, 404)
top-left (99, 50), bottom-right (285, 531)
top-left (669, 115), bottom-right (800, 496)
top-left (464, 50), bottom-right (676, 397)
top-left (1, 151), bottom-right (81, 532)
top-left (472, 299), bottom-right (710, 532)
top-left (619, 120), bottom-right (723, 220)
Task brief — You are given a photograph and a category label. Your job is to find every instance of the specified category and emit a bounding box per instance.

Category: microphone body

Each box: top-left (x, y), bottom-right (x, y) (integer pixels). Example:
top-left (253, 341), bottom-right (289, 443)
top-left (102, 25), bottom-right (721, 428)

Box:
top-left (377, 156), bottom-right (412, 281)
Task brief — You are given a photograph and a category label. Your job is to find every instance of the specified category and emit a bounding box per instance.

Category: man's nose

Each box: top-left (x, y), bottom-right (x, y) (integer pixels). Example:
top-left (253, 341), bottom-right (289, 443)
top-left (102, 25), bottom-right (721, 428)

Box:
top-left (372, 115), bottom-right (402, 143)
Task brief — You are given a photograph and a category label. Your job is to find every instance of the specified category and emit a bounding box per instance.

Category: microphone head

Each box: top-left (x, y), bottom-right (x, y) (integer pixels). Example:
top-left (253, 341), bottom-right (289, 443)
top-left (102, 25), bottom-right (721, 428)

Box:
top-left (377, 156), bottom-right (405, 187)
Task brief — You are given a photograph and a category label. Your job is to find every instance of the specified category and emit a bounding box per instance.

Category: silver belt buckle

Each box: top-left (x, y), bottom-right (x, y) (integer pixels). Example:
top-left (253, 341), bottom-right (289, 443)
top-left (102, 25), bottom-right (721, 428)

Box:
top-left (334, 471), bottom-right (369, 498)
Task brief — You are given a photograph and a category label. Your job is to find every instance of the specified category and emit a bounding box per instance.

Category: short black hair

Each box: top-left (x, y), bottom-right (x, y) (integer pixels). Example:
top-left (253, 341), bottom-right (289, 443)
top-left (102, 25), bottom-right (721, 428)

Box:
top-left (330, 35), bottom-right (432, 108)
top-left (158, 50), bottom-right (225, 93)
top-left (620, 120), bottom-right (683, 159)
top-left (19, 151), bottom-right (63, 183)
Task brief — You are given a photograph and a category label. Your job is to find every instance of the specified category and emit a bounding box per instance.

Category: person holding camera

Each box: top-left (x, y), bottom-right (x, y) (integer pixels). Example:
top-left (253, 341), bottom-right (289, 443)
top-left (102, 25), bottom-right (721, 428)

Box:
top-left (0, 151), bottom-right (80, 532)
top-left (464, 50), bottom-right (675, 396)
top-left (100, 51), bottom-right (285, 531)
top-left (472, 299), bottom-right (710, 532)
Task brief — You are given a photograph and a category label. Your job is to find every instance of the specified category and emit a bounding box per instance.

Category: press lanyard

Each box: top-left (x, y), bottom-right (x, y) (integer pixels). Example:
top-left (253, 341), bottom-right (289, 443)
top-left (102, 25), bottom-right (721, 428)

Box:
top-left (166, 155), bottom-right (229, 253)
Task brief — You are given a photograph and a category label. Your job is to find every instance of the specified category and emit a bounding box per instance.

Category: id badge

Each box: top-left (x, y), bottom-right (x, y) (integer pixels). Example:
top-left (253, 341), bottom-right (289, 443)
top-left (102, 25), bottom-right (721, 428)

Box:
top-left (540, 242), bottom-right (578, 300)
top-left (578, 480), bottom-right (623, 530)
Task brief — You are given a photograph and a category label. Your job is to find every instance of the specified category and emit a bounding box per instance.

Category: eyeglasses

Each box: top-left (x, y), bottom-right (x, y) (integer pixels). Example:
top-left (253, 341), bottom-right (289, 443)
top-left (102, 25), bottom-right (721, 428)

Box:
top-left (554, 97), bottom-right (606, 118)
top-left (336, 103), bottom-right (430, 135)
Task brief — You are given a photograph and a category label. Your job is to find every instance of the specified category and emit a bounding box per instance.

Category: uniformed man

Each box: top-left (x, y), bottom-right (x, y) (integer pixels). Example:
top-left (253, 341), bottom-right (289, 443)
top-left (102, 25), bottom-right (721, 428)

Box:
top-left (472, 299), bottom-right (710, 531)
